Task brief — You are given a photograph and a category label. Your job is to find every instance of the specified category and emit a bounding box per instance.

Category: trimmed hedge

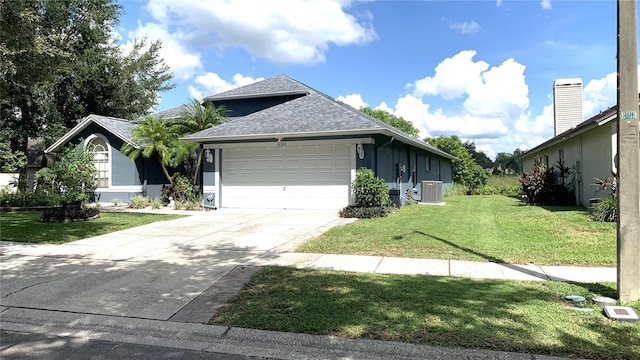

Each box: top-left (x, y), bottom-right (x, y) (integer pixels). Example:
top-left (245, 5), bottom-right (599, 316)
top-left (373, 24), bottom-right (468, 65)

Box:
top-left (40, 206), bottom-right (100, 223)
top-left (339, 205), bottom-right (391, 219)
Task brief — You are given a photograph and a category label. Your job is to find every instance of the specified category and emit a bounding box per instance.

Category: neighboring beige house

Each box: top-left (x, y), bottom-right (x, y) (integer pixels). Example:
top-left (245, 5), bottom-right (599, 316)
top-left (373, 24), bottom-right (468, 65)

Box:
top-left (521, 105), bottom-right (618, 207)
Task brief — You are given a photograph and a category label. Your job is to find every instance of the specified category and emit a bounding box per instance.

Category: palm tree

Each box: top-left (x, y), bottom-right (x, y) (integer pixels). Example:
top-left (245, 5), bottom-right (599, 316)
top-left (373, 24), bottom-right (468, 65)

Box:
top-left (178, 98), bottom-right (228, 185)
top-left (121, 115), bottom-right (181, 184)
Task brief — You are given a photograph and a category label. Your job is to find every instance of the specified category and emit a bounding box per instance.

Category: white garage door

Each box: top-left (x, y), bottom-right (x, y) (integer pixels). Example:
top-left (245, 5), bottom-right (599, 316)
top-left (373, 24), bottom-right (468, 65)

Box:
top-left (222, 144), bottom-right (352, 209)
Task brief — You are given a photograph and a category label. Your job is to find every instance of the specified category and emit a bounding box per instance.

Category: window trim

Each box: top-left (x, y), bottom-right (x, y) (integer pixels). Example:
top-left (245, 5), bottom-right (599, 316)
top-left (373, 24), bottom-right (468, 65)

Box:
top-left (84, 134), bottom-right (112, 190)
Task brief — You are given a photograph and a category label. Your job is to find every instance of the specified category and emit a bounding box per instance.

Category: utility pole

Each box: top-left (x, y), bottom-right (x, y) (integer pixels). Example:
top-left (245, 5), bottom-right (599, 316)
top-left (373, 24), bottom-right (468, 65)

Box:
top-left (617, 0), bottom-right (640, 302)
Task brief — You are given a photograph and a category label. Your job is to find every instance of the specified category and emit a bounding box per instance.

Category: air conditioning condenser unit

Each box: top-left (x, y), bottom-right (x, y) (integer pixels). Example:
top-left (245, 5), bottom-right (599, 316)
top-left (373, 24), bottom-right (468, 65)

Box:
top-left (421, 181), bottom-right (443, 203)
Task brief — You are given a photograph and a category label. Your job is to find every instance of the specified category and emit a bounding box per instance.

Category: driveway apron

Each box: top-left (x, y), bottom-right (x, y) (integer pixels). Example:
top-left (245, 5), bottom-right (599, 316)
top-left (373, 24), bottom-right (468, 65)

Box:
top-left (0, 209), bottom-right (342, 321)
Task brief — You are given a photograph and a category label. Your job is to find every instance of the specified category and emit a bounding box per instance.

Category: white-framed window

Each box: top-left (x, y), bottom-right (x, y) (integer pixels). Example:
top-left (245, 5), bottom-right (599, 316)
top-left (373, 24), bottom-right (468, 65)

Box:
top-left (86, 135), bottom-right (110, 189)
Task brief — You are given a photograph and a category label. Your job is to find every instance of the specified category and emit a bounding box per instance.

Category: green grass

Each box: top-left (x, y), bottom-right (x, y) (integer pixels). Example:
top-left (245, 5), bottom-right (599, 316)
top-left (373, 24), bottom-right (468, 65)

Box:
top-left (299, 195), bottom-right (616, 266)
top-left (0, 211), bottom-right (184, 244)
top-left (212, 267), bottom-right (640, 360)
top-left (486, 175), bottom-right (520, 187)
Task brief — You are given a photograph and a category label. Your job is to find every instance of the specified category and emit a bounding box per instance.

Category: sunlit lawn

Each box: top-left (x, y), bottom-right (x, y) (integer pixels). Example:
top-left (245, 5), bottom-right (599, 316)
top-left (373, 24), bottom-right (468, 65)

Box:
top-left (0, 211), bottom-right (184, 244)
top-left (212, 267), bottom-right (640, 360)
top-left (298, 195), bottom-right (616, 266)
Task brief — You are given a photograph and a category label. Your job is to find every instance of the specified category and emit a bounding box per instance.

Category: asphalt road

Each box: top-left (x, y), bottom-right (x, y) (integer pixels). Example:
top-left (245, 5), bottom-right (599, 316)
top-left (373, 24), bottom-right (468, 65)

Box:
top-left (0, 330), bottom-right (270, 360)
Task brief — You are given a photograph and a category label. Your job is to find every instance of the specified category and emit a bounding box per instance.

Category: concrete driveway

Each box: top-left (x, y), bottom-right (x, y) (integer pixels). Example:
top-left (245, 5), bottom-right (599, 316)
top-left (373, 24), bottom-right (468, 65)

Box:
top-left (0, 209), bottom-right (343, 321)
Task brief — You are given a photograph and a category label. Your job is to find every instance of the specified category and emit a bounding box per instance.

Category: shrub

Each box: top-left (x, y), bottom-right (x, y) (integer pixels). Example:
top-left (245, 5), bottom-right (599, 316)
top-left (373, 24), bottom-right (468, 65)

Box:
top-left (112, 198), bottom-right (121, 206)
top-left (339, 206), bottom-right (391, 219)
top-left (34, 143), bottom-right (96, 204)
top-left (184, 199), bottom-right (202, 211)
top-left (340, 168), bottom-right (392, 218)
top-left (0, 189), bottom-right (62, 207)
top-left (590, 197), bottom-right (617, 222)
top-left (40, 206), bottom-right (100, 223)
top-left (149, 198), bottom-right (163, 209)
top-left (161, 174), bottom-right (194, 204)
top-left (444, 183), bottom-right (467, 197)
top-left (353, 168), bottom-right (391, 208)
top-left (173, 200), bottom-right (186, 210)
top-left (520, 156), bottom-right (574, 206)
top-left (129, 195), bottom-right (149, 209)
top-left (465, 165), bottom-right (490, 194)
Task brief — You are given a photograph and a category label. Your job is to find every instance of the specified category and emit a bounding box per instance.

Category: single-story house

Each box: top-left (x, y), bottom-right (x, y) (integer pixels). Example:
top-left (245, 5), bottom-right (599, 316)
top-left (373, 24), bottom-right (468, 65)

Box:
top-left (181, 74), bottom-right (456, 210)
top-left (520, 105), bottom-right (619, 207)
top-left (44, 114), bottom-right (171, 202)
top-left (45, 75), bottom-right (456, 209)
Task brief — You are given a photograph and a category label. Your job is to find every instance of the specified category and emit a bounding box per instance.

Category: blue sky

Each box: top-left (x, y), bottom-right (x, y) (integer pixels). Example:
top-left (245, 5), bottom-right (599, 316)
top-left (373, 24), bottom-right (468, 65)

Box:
top-left (115, 0), bottom-right (630, 159)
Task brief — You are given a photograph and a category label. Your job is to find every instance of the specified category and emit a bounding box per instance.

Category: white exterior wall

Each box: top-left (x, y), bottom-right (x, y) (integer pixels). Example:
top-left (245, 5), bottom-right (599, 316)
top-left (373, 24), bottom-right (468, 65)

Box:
top-left (579, 124), bottom-right (616, 206)
top-left (522, 122), bottom-right (617, 207)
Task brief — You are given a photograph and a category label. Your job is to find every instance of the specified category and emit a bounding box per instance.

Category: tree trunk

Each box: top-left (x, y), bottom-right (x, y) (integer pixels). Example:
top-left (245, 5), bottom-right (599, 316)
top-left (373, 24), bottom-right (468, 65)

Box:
top-left (193, 145), bottom-right (203, 187)
top-left (159, 157), bottom-right (173, 184)
top-left (17, 102), bottom-right (31, 192)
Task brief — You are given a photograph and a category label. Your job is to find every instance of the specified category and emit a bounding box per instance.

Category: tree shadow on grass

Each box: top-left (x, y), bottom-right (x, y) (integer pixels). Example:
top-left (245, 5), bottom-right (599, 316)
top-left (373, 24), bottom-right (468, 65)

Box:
top-left (214, 267), bottom-right (640, 359)
top-left (412, 230), bottom-right (505, 263)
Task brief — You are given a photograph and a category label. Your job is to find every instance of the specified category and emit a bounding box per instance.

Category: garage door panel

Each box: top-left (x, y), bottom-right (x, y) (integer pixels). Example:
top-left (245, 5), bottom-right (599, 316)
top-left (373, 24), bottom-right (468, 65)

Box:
top-left (222, 144), bottom-right (352, 209)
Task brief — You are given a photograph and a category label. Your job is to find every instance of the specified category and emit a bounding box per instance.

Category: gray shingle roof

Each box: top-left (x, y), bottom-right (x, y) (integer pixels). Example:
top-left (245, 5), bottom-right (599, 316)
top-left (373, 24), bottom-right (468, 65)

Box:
top-left (152, 105), bottom-right (189, 119)
top-left (45, 114), bottom-right (138, 153)
top-left (203, 75), bottom-right (311, 101)
top-left (520, 105), bottom-right (618, 157)
top-left (90, 115), bottom-right (138, 143)
top-left (184, 88), bottom-right (457, 160)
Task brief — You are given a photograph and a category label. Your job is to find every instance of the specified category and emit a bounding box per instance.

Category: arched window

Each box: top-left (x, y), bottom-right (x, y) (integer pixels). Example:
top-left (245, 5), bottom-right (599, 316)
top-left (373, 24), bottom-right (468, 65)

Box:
top-left (87, 137), bottom-right (109, 188)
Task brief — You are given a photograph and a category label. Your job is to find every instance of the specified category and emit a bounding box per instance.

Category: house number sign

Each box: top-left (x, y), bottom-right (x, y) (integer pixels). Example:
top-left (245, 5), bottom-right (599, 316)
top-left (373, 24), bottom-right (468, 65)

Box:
top-left (276, 141), bottom-right (287, 147)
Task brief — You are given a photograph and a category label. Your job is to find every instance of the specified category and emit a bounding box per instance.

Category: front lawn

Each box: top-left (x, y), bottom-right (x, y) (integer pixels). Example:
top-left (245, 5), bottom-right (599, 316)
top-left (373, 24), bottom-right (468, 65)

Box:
top-left (212, 267), bottom-right (640, 360)
top-left (0, 211), bottom-right (184, 244)
top-left (298, 195), bottom-right (616, 266)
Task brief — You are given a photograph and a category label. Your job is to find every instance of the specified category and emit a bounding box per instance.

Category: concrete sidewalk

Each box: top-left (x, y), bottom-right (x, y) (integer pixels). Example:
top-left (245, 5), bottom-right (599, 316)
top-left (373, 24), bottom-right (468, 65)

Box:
top-left (248, 252), bottom-right (617, 283)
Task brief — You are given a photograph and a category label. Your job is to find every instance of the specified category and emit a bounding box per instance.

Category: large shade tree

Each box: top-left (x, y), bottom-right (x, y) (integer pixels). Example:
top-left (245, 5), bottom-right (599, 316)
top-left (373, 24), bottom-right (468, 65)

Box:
top-left (0, 0), bottom-right (174, 189)
top-left (425, 135), bottom-right (489, 192)
top-left (495, 149), bottom-right (524, 176)
top-left (360, 107), bottom-right (420, 137)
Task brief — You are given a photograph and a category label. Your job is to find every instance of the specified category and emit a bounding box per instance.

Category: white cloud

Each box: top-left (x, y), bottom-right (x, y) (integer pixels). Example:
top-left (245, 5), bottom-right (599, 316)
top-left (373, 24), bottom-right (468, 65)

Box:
top-left (450, 21), bottom-right (480, 35)
top-left (410, 50), bottom-right (529, 120)
top-left (188, 86), bottom-right (203, 101)
top-left (121, 21), bottom-right (202, 80)
top-left (369, 50), bottom-right (533, 157)
top-left (382, 94), bottom-right (509, 140)
top-left (374, 101), bottom-right (394, 113)
top-left (188, 72), bottom-right (264, 100)
top-left (461, 58), bottom-right (529, 120)
top-left (582, 71), bottom-right (617, 118)
top-left (411, 50), bottom-right (489, 100)
top-left (496, 0), bottom-right (503, 7)
top-left (541, 0), bottom-right (552, 10)
top-left (132, 0), bottom-right (376, 72)
top-left (336, 94), bottom-right (367, 109)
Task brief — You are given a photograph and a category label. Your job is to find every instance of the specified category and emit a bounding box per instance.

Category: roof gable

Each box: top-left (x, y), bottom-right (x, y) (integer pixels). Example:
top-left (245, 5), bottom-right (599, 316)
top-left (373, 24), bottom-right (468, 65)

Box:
top-left (45, 114), bottom-right (138, 153)
top-left (184, 83), bottom-right (457, 160)
top-left (203, 75), bottom-right (311, 101)
top-left (521, 105), bottom-right (618, 157)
